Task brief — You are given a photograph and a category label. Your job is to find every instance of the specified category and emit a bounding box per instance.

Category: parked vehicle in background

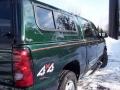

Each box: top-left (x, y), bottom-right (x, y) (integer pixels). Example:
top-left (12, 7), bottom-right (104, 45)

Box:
top-left (0, 0), bottom-right (108, 90)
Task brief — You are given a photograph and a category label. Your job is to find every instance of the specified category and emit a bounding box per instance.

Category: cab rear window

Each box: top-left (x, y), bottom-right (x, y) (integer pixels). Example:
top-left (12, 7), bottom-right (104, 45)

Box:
top-left (0, 0), bottom-right (12, 44)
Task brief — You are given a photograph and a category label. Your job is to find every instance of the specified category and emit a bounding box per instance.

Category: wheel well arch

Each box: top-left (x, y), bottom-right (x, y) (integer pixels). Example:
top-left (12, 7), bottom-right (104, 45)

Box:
top-left (63, 60), bottom-right (80, 80)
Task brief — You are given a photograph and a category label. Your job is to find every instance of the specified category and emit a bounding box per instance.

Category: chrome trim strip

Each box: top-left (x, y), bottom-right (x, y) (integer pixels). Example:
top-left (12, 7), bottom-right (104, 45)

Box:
top-left (32, 40), bottom-right (101, 52)
top-left (32, 42), bottom-right (85, 52)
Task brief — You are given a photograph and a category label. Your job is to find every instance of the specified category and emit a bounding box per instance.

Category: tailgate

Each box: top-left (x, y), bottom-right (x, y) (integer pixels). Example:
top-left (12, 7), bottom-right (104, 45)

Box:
top-left (0, 47), bottom-right (14, 87)
top-left (0, 0), bottom-right (15, 87)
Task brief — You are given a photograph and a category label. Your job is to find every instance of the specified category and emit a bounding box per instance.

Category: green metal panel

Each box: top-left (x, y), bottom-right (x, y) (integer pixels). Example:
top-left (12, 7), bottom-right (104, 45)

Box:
top-left (21, 0), bottom-right (85, 89)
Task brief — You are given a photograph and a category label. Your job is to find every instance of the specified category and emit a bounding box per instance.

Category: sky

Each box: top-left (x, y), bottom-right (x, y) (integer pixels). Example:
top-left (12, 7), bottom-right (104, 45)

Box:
top-left (36, 0), bottom-right (109, 30)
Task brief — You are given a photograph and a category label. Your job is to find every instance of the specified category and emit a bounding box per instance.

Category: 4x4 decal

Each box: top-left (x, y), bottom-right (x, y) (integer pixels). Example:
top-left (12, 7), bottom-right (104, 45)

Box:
top-left (37, 63), bottom-right (54, 77)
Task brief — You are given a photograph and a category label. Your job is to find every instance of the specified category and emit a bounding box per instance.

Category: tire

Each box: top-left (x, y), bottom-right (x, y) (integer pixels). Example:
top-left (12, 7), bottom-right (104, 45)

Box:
top-left (58, 70), bottom-right (77, 90)
top-left (100, 49), bottom-right (108, 68)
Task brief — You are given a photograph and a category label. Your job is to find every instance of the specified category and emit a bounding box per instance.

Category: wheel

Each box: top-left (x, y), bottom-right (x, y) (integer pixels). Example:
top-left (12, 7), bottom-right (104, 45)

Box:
top-left (100, 49), bottom-right (108, 68)
top-left (58, 70), bottom-right (77, 90)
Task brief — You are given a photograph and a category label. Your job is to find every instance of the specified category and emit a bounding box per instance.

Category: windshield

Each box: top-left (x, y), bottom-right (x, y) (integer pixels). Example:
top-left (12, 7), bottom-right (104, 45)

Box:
top-left (0, 0), bottom-right (13, 44)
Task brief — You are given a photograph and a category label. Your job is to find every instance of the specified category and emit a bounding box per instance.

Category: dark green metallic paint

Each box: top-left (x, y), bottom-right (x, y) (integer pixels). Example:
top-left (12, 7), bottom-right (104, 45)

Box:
top-left (21, 0), bottom-right (84, 89)
top-left (21, 0), bottom-right (105, 89)
top-left (0, 0), bottom-right (106, 90)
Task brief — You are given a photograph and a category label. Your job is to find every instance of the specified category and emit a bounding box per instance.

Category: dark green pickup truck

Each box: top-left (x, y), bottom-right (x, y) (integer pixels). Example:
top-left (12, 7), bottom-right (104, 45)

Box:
top-left (0, 0), bottom-right (108, 90)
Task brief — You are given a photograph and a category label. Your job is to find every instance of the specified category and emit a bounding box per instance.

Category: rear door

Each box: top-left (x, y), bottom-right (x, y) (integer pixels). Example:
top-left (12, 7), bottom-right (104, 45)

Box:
top-left (90, 23), bottom-right (105, 59)
top-left (80, 19), bottom-right (98, 68)
top-left (0, 0), bottom-right (14, 87)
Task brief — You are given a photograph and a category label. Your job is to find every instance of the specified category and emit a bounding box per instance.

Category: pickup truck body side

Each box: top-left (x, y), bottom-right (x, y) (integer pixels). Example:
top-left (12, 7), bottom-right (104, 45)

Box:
top-left (0, 0), bottom-right (106, 90)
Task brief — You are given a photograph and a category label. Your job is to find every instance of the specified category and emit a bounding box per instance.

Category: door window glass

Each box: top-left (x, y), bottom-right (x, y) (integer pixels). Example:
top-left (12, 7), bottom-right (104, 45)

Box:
top-left (54, 12), bottom-right (76, 31)
top-left (84, 24), bottom-right (94, 38)
top-left (90, 22), bottom-right (99, 37)
top-left (80, 18), bottom-right (95, 39)
top-left (35, 7), bottom-right (55, 29)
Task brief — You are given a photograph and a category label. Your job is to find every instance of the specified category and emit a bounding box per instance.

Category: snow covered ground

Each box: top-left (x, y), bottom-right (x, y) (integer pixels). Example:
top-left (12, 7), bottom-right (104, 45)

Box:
top-left (78, 37), bottom-right (120, 90)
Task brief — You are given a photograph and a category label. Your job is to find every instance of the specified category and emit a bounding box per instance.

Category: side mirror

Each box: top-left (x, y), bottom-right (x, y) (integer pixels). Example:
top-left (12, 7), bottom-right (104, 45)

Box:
top-left (99, 32), bottom-right (108, 38)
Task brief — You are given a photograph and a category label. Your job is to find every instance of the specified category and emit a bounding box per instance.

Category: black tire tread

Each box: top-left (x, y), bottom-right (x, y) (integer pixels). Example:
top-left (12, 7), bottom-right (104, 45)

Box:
top-left (58, 70), bottom-right (77, 90)
top-left (100, 49), bottom-right (108, 68)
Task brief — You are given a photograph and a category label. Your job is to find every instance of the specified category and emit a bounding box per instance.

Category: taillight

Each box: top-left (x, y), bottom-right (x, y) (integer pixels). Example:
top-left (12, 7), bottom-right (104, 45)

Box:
top-left (13, 48), bottom-right (34, 88)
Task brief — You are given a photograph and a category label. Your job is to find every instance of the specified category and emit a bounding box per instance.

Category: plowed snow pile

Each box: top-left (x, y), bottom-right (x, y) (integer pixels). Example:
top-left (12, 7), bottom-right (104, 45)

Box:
top-left (78, 37), bottom-right (120, 90)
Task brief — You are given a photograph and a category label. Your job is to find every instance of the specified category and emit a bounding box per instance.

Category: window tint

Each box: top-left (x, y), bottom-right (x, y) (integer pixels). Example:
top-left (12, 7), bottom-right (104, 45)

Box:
top-left (69, 16), bottom-right (76, 31)
top-left (35, 7), bottom-right (55, 29)
top-left (91, 22), bottom-right (97, 30)
top-left (84, 24), bottom-right (94, 38)
top-left (90, 22), bottom-right (99, 36)
top-left (54, 12), bottom-right (76, 31)
top-left (80, 18), bottom-right (95, 39)
top-left (80, 18), bottom-right (89, 30)
top-left (0, 0), bottom-right (12, 44)
top-left (54, 12), bottom-right (65, 30)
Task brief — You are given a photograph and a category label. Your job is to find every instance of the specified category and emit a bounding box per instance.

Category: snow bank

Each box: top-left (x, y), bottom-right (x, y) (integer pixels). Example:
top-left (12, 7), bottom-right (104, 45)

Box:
top-left (105, 37), bottom-right (120, 60)
top-left (78, 37), bottom-right (120, 90)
